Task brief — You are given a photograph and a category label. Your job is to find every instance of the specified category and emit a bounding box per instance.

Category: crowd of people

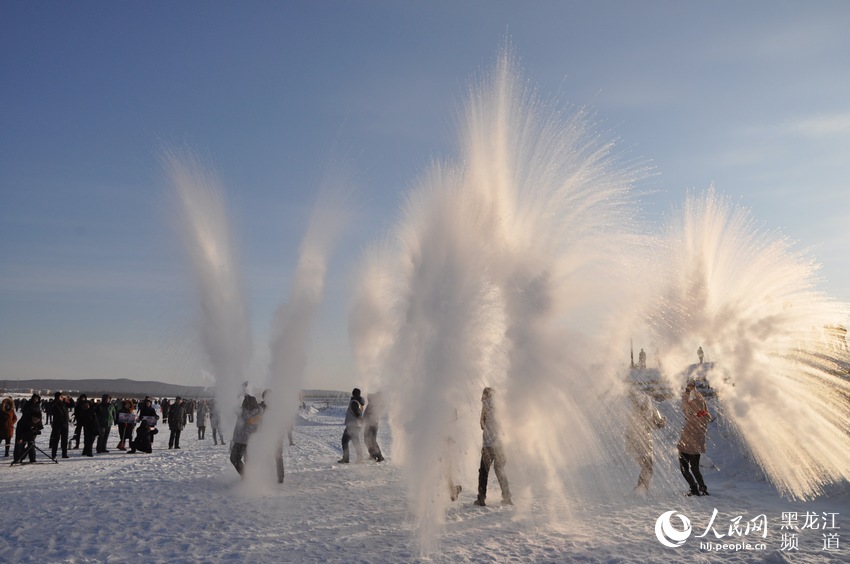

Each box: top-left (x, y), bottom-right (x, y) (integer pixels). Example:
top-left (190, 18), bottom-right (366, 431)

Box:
top-left (1, 393), bottom-right (223, 463)
top-left (3, 375), bottom-right (713, 502)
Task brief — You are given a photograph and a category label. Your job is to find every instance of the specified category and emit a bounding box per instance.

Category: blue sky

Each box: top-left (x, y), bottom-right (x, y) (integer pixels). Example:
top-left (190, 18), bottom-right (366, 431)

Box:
top-left (2, 1), bottom-right (849, 390)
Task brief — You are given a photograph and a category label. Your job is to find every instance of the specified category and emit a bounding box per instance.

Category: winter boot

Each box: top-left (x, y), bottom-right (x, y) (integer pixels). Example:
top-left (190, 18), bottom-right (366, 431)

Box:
top-left (337, 457), bottom-right (349, 464)
top-left (473, 496), bottom-right (486, 506)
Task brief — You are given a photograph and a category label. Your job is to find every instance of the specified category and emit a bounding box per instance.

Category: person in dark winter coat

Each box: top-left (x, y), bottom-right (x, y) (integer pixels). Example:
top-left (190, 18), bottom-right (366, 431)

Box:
top-left (136, 397), bottom-right (159, 438)
top-left (362, 392), bottom-right (384, 462)
top-left (13, 394), bottom-right (44, 463)
top-left (338, 388), bottom-right (365, 464)
top-left (474, 387), bottom-right (511, 506)
top-left (77, 399), bottom-right (100, 457)
top-left (678, 379), bottom-right (712, 496)
top-left (69, 393), bottom-right (87, 449)
top-left (168, 397), bottom-right (186, 449)
top-left (48, 392), bottom-right (73, 459)
top-left (1, 397), bottom-right (17, 457)
top-left (127, 419), bottom-right (158, 454)
top-left (230, 394), bottom-right (261, 477)
top-left (94, 394), bottom-right (116, 453)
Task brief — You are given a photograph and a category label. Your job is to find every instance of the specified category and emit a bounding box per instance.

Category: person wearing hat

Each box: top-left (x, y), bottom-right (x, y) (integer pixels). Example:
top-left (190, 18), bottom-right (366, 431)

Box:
top-left (337, 388), bottom-right (365, 464)
top-left (48, 391), bottom-right (73, 459)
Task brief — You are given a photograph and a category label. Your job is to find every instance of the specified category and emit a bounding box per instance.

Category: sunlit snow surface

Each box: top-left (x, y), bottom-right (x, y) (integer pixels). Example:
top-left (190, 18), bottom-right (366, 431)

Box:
top-left (1, 402), bottom-right (847, 563)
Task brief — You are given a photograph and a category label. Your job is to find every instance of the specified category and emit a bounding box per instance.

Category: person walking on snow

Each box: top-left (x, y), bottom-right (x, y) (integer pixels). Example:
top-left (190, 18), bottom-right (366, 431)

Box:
top-left (697, 346), bottom-right (704, 364)
top-left (678, 379), bottom-right (712, 496)
top-left (338, 388), bottom-right (364, 463)
top-left (474, 387), bottom-right (512, 506)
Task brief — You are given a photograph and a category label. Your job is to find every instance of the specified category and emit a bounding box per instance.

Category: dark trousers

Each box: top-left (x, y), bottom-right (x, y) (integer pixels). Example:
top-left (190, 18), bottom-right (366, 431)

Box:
top-left (198, 425), bottom-right (205, 440)
top-left (49, 424), bottom-right (69, 458)
top-left (678, 451), bottom-right (706, 492)
top-left (212, 427), bottom-right (224, 445)
top-left (82, 428), bottom-right (96, 456)
top-left (231, 442), bottom-right (247, 475)
top-left (275, 444), bottom-right (284, 484)
top-left (477, 446), bottom-right (511, 502)
top-left (71, 422), bottom-right (83, 447)
top-left (14, 437), bottom-right (37, 463)
top-left (96, 424), bottom-right (111, 452)
top-left (168, 428), bottom-right (181, 448)
top-left (364, 425), bottom-right (383, 461)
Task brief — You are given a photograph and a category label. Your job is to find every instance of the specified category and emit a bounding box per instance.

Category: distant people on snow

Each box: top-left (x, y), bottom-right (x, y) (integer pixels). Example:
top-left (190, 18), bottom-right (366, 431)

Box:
top-left (94, 394), bottom-right (116, 454)
top-left (337, 388), bottom-right (364, 464)
top-left (116, 399), bottom-right (136, 451)
top-left (77, 398), bottom-right (99, 457)
top-left (128, 418), bottom-right (158, 454)
top-left (678, 379), bottom-right (712, 496)
top-left (638, 348), bottom-right (647, 370)
top-left (49, 392), bottom-right (72, 460)
top-left (168, 397), bottom-right (186, 449)
top-left (626, 388), bottom-right (666, 493)
top-left (697, 346), bottom-right (704, 364)
top-left (474, 387), bottom-right (511, 507)
top-left (210, 402), bottom-right (224, 445)
top-left (196, 400), bottom-right (208, 440)
top-left (13, 394), bottom-right (43, 463)
top-left (1, 397), bottom-right (17, 457)
top-left (69, 393), bottom-right (88, 450)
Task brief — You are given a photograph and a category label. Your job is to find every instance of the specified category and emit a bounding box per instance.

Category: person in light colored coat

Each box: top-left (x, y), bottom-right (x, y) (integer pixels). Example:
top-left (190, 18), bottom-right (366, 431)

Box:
top-left (626, 388), bottom-right (666, 493)
top-left (677, 380), bottom-right (712, 496)
top-left (474, 387), bottom-right (511, 506)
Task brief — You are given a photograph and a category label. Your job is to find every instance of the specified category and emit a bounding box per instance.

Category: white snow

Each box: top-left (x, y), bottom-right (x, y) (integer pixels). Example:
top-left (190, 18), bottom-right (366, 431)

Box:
top-left (2, 399), bottom-right (847, 563)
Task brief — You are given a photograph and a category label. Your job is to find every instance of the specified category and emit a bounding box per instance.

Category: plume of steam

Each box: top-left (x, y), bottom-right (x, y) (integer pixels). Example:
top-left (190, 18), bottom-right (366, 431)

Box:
top-left (164, 149), bottom-right (252, 432)
top-left (651, 187), bottom-right (850, 499)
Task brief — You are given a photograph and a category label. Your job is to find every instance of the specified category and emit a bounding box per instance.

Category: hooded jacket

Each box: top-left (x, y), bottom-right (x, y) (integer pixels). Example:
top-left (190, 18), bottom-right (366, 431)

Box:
top-left (1, 398), bottom-right (17, 440)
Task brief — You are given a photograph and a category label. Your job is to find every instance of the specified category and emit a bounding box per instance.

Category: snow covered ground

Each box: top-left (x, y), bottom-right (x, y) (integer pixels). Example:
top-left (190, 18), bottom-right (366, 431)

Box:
top-left (2, 402), bottom-right (847, 563)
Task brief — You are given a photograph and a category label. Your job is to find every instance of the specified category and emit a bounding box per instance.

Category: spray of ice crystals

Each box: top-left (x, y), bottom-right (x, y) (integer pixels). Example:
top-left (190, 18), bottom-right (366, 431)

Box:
top-left (651, 187), bottom-right (850, 499)
top-left (165, 150), bottom-right (253, 434)
top-left (350, 51), bottom-right (654, 550)
top-left (245, 184), bottom-right (349, 487)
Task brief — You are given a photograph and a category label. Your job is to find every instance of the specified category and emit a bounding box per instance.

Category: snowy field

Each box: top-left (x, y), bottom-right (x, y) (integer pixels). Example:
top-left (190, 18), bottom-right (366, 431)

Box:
top-left (2, 402), bottom-right (848, 564)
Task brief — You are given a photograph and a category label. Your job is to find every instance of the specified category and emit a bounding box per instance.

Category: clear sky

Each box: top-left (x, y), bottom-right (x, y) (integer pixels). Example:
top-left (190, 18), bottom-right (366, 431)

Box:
top-left (2, 1), bottom-right (849, 390)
